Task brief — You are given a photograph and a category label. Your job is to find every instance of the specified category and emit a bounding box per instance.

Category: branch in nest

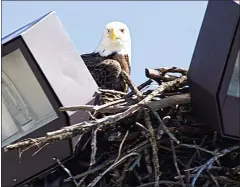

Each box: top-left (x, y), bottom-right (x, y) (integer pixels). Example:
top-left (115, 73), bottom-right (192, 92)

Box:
top-left (147, 105), bottom-right (180, 144)
top-left (144, 109), bottom-right (160, 187)
top-left (4, 76), bottom-right (188, 152)
top-left (86, 152), bottom-right (140, 187)
top-left (90, 127), bottom-right (100, 167)
top-left (156, 67), bottom-right (188, 76)
top-left (139, 76), bottom-right (187, 105)
top-left (115, 130), bottom-right (129, 163)
top-left (121, 70), bottom-right (143, 99)
top-left (125, 79), bottom-right (153, 98)
top-left (150, 93), bottom-right (190, 111)
top-left (143, 149), bottom-right (153, 182)
top-left (53, 157), bottom-right (78, 186)
top-left (98, 88), bottom-right (127, 95)
top-left (59, 98), bottom-right (127, 113)
top-left (191, 145), bottom-right (240, 187)
top-left (4, 106), bottom-right (140, 152)
top-left (170, 140), bottom-right (185, 187)
top-left (64, 159), bottom-right (115, 182)
top-left (59, 94), bottom-right (191, 114)
top-left (145, 68), bottom-right (178, 82)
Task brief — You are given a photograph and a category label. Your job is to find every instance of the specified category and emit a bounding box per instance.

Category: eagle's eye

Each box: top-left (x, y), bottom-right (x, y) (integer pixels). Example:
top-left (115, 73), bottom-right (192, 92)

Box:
top-left (120, 29), bottom-right (125, 33)
top-left (107, 29), bottom-right (110, 34)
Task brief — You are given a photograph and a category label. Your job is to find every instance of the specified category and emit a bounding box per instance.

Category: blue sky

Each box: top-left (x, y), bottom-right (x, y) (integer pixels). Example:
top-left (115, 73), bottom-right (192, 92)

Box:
top-left (2, 1), bottom-right (208, 84)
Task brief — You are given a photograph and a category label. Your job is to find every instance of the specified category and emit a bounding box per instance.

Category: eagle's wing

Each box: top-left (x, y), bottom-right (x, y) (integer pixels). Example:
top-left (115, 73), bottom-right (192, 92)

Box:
top-left (81, 53), bottom-right (128, 93)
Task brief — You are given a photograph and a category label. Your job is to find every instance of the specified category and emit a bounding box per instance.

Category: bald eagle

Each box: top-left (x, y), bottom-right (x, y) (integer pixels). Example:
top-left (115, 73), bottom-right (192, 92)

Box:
top-left (81, 21), bottom-right (131, 103)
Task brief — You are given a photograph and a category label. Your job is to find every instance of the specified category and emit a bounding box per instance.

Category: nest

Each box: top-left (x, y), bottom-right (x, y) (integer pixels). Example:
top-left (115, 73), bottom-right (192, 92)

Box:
top-left (5, 67), bottom-right (240, 187)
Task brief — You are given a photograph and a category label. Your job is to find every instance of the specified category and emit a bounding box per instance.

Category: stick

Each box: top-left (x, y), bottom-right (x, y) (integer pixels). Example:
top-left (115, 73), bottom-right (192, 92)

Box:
top-left (125, 79), bottom-right (153, 98)
top-left (99, 88), bottom-right (127, 95)
top-left (121, 70), bottom-right (143, 99)
top-left (87, 152), bottom-right (140, 187)
top-left (144, 109), bottom-right (160, 187)
top-left (90, 127), bottom-right (100, 167)
top-left (145, 68), bottom-right (178, 82)
top-left (115, 130), bottom-right (129, 162)
top-left (180, 144), bottom-right (216, 155)
top-left (191, 145), bottom-right (240, 187)
top-left (147, 105), bottom-right (180, 144)
top-left (53, 157), bottom-right (78, 186)
top-left (64, 159), bottom-right (114, 182)
top-left (4, 106), bottom-right (139, 152)
top-left (4, 77), bottom-right (187, 152)
top-left (143, 149), bottom-right (153, 182)
top-left (59, 98), bottom-right (126, 113)
top-left (139, 76), bottom-right (187, 105)
top-left (170, 140), bottom-right (185, 187)
top-left (59, 94), bottom-right (190, 114)
top-left (156, 67), bottom-right (188, 76)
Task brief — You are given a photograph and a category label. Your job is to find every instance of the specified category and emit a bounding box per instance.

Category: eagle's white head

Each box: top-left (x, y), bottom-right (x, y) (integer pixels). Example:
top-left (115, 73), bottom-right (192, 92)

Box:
top-left (95, 21), bottom-right (131, 64)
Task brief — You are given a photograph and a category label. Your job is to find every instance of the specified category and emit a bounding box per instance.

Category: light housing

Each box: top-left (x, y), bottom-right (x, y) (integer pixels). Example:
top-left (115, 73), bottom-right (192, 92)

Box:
top-left (188, 0), bottom-right (240, 139)
top-left (1, 11), bottom-right (98, 186)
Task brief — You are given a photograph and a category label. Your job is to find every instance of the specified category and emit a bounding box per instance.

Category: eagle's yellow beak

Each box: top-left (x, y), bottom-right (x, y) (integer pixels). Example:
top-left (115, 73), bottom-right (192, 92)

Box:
top-left (109, 29), bottom-right (117, 41)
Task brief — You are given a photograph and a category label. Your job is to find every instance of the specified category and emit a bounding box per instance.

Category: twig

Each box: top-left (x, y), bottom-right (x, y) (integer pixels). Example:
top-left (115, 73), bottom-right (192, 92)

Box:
top-left (125, 79), bottom-right (153, 98)
top-left (136, 122), bottom-right (149, 133)
top-left (214, 176), bottom-right (240, 185)
top-left (5, 84), bottom-right (188, 152)
top-left (19, 142), bottom-right (41, 161)
top-left (191, 145), bottom-right (240, 187)
top-left (59, 98), bottom-right (126, 113)
top-left (64, 159), bottom-right (115, 182)
top-left (59, 94), bottom-right (191, 114)
top-left (90, 127), bottom-right (100, 167)
top-left (187, 136), bottom-right (208, 167)
top-left (143, 149), bottom-right (153, 182)
top-left (145, 68), bottom-right (178, 82)
top-left (206, 170), bottom-right (220, 187)
top-left (156, 116), bottom-right (168, 140)
top-left (180, 144), bottom-right (216, 155)
top-left (149, 93), bottom-right (190, 111)
top-left (147, 105), bottom-right (180, 144)
top-left (32, 143), bottom-right (49, 156)
top-left (133, 170), bottom-right (143, 185)
top-left (129, 152), bottom-right (142, 171)
top-left (5, 104), bottom-right (140, 152)
top-left (118, 157), bottom-right (134, 186)
top-left (81, 134), bottom-right (92, 151)
top-left (170, 140), bottom-right (185, 187)
top-left (156, 67), bottom-right (188, 76)
top-left (144, 109), bottom-right (160, 187)
top-left (87, 152), bottom-right (140, 187)
top-left (133, 180), bottom-right (181, 187)
top-left (53, 157), bottom-right (78, 187)
top-left (175, 174), bottom-right (240, 184)
top-left (99, 88), bottom-right (127, 95)
top-left (186, 135), bottom-right (207, 185)
top-left (66, 139), bottom-right (148, 182)
top-left (139, 76), bottom-right (187, 105)
top-left (184, 166), bottom-right (223, 173)
top-left (4, 89), bottom-right (189, 154)
top-left (115, 130), bottom-right (129, 162)
top-left (77, 175), bottom-right (88, 187)
top-left (127, 140), bottom-right (149, 154)
top-left (122, 71), bottom-right (143, 99)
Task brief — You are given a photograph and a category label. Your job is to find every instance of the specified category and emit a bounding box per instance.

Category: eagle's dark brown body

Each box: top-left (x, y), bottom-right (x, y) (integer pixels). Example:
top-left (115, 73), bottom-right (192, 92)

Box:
top-left (81, 52), bottom-right (131, 93)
